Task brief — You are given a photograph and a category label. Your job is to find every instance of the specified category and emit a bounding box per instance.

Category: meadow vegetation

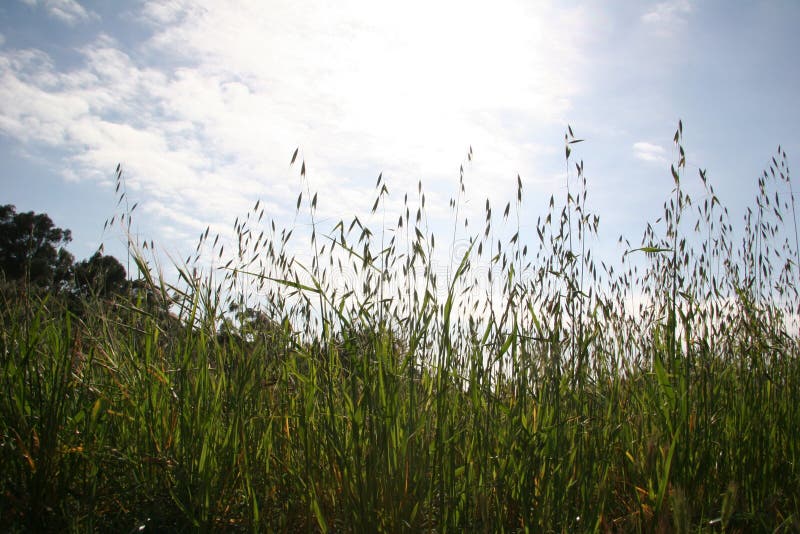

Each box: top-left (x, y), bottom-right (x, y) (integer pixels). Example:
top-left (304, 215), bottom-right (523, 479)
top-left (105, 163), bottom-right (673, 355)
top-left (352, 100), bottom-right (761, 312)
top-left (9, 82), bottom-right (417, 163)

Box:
top-left (1, 123), bottom-right (799, 532)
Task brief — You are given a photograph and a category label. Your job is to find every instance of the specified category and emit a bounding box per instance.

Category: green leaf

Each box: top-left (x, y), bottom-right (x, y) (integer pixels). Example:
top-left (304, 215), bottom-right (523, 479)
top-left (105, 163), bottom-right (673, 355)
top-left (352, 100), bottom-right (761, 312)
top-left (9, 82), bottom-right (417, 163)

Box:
top-left (629, 246), bottom-right (672, 254)
top-left (311, 497), bottom-right (329, 533)
top-left (498, 323), bottom-right (517, 357)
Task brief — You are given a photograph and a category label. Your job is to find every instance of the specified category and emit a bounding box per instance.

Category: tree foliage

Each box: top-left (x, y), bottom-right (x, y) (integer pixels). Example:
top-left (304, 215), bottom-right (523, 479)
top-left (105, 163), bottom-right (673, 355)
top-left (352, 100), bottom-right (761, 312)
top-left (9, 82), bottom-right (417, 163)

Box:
top-left (0, 204), bottom-right (73, 289)
top-left (0, 204), bottom-right (129, 302)
top-left (73, 251), bottom-right (127, 297)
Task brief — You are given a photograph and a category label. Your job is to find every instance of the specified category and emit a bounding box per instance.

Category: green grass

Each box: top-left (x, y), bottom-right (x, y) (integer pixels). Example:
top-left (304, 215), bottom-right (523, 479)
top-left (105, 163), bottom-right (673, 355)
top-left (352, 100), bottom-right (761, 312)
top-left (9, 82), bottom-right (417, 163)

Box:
top-left (2, 123), bottom-right (799, 532)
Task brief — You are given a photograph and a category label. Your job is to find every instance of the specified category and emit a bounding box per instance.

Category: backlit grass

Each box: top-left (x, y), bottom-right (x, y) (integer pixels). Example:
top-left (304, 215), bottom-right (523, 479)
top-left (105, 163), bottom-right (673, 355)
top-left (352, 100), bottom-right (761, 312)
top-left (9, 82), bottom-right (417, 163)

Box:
top-left (1, 123), bottom-right (799, 532)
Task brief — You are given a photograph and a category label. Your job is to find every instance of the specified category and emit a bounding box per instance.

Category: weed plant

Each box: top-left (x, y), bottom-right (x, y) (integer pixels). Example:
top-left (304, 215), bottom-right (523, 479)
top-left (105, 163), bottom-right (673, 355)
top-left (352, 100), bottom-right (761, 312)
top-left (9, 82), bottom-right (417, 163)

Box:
top-left (1, 124), bottom-right (799, 532)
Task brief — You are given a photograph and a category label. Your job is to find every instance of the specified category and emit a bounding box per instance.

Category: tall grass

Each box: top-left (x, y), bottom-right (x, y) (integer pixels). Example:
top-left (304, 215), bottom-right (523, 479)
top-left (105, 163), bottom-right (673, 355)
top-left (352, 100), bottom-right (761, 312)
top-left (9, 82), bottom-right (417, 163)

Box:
top-left (2, 124), bottom-right (799, 532)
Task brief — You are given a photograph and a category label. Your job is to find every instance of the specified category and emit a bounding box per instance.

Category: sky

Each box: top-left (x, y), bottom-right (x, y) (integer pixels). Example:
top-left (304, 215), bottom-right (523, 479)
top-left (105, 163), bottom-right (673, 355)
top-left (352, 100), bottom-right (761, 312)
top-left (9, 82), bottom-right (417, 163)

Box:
top-left (1, 0), bottom-right (799, 284)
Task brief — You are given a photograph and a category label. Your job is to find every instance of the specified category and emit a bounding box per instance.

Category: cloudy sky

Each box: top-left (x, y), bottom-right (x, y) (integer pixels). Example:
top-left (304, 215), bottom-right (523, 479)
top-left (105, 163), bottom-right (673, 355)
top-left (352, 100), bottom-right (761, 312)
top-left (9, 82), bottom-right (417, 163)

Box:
top-left (1, 0), bottom-right (798, 276)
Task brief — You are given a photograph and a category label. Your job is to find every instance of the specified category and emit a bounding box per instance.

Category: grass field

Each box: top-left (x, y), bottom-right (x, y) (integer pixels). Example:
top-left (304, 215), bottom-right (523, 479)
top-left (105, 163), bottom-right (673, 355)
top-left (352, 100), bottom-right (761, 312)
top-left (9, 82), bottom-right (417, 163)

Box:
top-left (2, 124), bottom-right (799, 532)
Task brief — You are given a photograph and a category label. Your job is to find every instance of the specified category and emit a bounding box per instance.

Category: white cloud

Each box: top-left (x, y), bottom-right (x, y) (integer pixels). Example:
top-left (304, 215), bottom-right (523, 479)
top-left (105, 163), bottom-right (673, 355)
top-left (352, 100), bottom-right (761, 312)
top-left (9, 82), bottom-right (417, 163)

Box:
top-left (1, 0), bottom-right (590, 259)
top-left (144, 0), bottom-right (589, 212)
top-left (139, 0), bottom-right (190, 25)
top-left (0, 57), bottom-right (89, 143)
top-left (48, 0), bottom-right (95, 25)
top-left (21, 0), bottom-right (97, 25)
top-left (641, 0), bottom-right (692, 33)
top-left (632, 141), bottom-right (668, 164)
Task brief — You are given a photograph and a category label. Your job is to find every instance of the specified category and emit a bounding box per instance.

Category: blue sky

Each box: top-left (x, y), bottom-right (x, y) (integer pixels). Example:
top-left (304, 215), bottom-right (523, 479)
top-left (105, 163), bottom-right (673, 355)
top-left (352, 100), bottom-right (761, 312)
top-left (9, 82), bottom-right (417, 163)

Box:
top-left (1, 0), bottom-right (798, 280)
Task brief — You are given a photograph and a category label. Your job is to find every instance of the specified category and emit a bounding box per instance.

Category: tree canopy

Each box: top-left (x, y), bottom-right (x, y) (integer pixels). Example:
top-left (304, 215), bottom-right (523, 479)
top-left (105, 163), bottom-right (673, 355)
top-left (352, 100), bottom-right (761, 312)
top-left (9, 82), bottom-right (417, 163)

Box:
top-left (0, 204), bottom-right (73, 288)
top-left (73, 251), bottom-right (127, 297)
top-left (0, 204), bottom-right (126, 298)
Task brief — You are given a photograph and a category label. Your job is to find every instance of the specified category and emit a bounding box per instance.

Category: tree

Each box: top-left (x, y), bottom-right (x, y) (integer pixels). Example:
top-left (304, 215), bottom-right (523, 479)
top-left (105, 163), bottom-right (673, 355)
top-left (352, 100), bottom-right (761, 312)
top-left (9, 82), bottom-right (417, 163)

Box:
top-left (73, 252), bottom-right (127, 297)
top-left (0, 204), bottom-right (74, 289)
